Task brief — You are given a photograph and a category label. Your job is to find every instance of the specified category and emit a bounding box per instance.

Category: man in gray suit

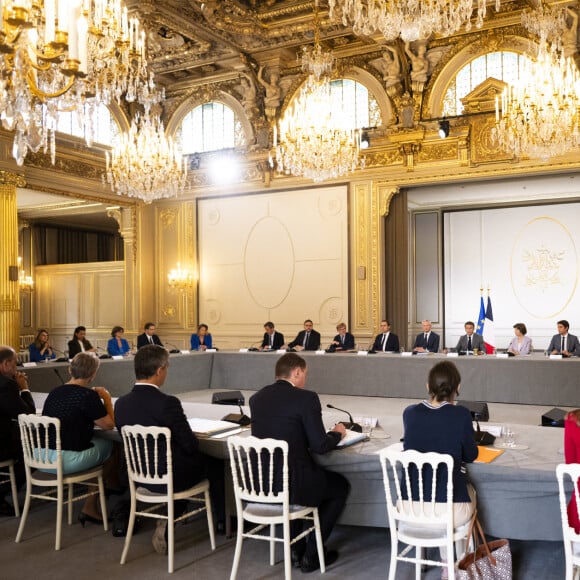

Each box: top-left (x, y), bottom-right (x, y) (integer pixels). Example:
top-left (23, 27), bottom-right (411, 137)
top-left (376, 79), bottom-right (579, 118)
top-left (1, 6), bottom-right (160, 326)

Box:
top-left (547, 320), bottom-right (580, 357)
top-left (456, 321), bottom-right (485, 353)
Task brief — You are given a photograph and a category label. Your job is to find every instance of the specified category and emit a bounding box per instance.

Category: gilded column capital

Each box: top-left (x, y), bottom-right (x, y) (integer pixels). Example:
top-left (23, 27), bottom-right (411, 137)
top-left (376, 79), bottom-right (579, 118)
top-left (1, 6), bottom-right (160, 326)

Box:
top-left (0, 171), bottom-right (25, 188)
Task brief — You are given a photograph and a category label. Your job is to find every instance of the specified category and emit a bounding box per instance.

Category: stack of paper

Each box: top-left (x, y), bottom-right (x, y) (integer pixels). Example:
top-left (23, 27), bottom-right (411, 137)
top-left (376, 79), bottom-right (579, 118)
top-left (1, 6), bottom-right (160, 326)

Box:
top-left (187, 418), bottom-right (241, 438)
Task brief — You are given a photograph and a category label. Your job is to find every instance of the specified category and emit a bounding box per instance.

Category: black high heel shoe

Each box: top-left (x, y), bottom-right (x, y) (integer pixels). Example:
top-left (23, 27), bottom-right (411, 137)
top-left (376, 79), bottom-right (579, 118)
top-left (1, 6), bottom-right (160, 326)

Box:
top-left (78, 512), bottom-right (104, 527)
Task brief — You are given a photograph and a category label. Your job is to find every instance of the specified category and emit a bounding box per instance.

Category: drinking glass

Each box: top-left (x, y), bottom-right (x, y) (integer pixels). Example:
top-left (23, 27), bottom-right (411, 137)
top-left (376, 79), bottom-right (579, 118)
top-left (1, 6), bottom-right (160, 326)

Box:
top-left (362, 417), bottom-right (373, 438)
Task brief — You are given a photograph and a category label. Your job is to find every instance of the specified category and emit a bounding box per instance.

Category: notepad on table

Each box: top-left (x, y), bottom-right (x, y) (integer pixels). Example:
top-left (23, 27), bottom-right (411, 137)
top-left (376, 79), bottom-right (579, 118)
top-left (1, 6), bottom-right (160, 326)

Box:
top-left (475, 446), bottom-right (505, 463)
top-left (336, 429), bottom-right (367, 448)
top-left (187, 418), bottom-right (241, 438)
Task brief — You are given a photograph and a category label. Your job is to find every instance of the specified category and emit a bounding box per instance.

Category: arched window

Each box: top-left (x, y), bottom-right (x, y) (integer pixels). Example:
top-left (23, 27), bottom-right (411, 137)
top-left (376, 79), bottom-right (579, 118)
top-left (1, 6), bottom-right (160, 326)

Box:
top-left (443, 51), bottom-right (533, 115)
top-left (327, 78), bottom-right (380, 128)
top-left (178, 102), bottom-right (244, 154)
top-left (57, 103), bottom-right (119, 145)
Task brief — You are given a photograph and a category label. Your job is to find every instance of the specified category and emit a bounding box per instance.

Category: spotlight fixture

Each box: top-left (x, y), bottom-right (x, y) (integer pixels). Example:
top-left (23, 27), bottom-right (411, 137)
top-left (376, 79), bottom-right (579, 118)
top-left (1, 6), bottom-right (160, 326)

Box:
top-left (360, 131), bottom-right (370, 149)
top-left (438, 120), bottom-right (450, 139)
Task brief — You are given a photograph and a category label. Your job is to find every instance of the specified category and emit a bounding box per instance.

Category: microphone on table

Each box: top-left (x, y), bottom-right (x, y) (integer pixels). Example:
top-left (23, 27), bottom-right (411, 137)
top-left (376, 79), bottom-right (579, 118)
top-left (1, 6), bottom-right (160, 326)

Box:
top-left (96, 346), bottom-right (111, 359)
top-left (222, 404), bottom-right (251, 427)
top-left (52, 348), bottom-right (69, 363)
top-left (326, 403), bottom-right (362, 432)
top-left (473, 412), bottom-right (495, 445)
top-left (53, 367), bottom-right (66, 384)
top-left (247, 341), bottom-right (262, 352)
top-left (165, 342), bottom-right (182, 354)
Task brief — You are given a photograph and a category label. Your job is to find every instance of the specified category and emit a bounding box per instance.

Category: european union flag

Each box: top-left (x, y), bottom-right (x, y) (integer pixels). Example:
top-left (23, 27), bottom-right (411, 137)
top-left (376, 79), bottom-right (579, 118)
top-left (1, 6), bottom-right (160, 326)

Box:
top-left (476, 295), bottom-right (485, 335)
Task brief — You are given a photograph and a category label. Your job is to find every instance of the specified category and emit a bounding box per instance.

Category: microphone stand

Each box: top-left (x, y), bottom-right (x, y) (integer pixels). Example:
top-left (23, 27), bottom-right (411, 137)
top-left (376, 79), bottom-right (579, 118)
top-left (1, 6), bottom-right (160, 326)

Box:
top-left (53, 367), bottom-right (66, 384)
top-left (52, 347), bottom-right (69, 363)
top-left (326, 403), bottom-right (362, 432)
top-left (96, 346), bottom-right (111, 359)
top-left (222, 404), bottom-right (251, 427)
top-left (165, 342), bottom-right (182, 354)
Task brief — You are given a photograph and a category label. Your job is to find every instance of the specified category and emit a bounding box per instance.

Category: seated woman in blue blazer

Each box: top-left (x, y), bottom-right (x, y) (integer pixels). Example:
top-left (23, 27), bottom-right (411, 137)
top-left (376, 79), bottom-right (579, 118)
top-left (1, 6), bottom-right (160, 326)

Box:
top-left (29, 329), bottom-right (56, 362)
top-left (190, 323), bottom-right (213, 351)
top-left (107, 326), bottom-right (131, 356)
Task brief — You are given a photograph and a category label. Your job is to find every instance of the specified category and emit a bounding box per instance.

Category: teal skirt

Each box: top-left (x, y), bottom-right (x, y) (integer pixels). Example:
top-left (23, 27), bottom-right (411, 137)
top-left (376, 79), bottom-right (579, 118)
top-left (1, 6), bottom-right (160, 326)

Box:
top-left (36, 437), bottom-right (112, 475)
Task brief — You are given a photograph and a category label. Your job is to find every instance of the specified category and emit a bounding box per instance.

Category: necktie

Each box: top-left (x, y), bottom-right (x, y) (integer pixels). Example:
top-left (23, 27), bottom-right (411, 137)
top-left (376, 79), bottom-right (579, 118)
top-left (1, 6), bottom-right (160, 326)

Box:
top-left (149, 335), bottom-right (153, 344)
top-left (467, 336), bottom-right (472, 351)
top-left (341, 335), bottom-right (344, 345)
top-left (303, 332), bottom-right (309, 348)
top-left (270, 335), bottom-right (273, 347)
top-left (382, 333), bottom-right (387, 351)
top-left (424, 333), bottom-right (428, 344)
top-left (562, 336), bottom-right (566, 352)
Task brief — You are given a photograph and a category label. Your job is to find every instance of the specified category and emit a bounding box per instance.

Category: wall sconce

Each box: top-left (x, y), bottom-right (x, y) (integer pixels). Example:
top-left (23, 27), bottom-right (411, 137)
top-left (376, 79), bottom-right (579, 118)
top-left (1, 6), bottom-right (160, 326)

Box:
top-left (438, 120), bottom-right (450, 139)
top-left (17, 257), bottom-right (34, 293)
top-left (167, 263), bottom-right (194, 292)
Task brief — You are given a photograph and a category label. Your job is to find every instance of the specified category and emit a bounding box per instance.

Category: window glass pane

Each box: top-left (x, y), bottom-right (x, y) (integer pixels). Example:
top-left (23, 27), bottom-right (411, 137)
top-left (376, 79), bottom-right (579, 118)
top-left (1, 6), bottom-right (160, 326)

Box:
top-left (179, 102), bottom-right (237, 154)
top-left (56, 104), bottom-right (118, 145)
top-left (443, 51), bottom-right (533, 115)
top-left (328, 79), bottom-right (371, 128)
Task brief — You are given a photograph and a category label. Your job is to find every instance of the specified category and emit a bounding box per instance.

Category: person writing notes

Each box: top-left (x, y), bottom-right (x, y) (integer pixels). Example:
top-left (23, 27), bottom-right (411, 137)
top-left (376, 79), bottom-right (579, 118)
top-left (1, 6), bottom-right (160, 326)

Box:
top-left (259, 321), bottom-right (284, 351)
top-left (250, 353), bottom-right (348, 572)
top-left (506, 323), bottom-right (533, 356)
top-left (547, 320), bottom-right (580, 357)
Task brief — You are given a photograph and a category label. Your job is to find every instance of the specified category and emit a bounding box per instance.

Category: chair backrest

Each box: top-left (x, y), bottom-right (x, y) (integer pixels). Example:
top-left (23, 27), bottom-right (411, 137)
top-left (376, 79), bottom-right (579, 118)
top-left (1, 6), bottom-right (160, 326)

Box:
top-left (121, 425), bottom-right (173, 492)
top-left (557, 463), bottom-right (580, 545)
top-left (380, 448), bottom-right (454, 532)
top-left (227, 435), bottom-right (289, 506)
top-left (18, 414), bottom-right (63, 473)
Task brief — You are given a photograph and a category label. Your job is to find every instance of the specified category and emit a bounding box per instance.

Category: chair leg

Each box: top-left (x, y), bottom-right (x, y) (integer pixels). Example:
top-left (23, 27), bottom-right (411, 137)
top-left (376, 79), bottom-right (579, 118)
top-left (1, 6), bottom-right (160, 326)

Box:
top-left (313, 509), bottom-right (326, 574)
top-left (229, 513), bottom-right (245, 580)
top-left (120, 494), bottom-right (137, 565)
top-left (270, 523), bottom-right (276, 566)
top-left (204, 488), bottom-right (215, 550)
top-left (98, 475), bottom-right (108, 532)
top-left (387, 529), bottom-right (398, 580)
top-left (415, 546), bottom-right (422, 580)
top-left (167, 502), bottom-right (174, 574)
top-left (282, 520), bottom-right (291, 580)
top-left (9, 464), bottom-right (19, 517)
top-left (15, 476), bottom-right (32, 543)
top-left (56, 485), bottom-right (64, 550)
top-left (67, 482), bottom-right (73, 525)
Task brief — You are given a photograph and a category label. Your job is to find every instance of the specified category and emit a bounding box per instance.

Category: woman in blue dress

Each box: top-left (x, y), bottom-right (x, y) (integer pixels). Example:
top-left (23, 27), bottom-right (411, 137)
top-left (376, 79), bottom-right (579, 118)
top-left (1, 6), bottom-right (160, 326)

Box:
top-left (28, 329), bottom-right (56, 362)
top-left (190, 323), bottom-right (213, 351)
top-left (107, 326), bottom-right (131, 356)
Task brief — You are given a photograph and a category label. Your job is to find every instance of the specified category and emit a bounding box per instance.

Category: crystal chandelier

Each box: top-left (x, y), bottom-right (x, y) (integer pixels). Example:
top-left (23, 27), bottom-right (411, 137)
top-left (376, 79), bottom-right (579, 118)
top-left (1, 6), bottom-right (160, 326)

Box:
top-left (104, 87), bottom-right (188, 203)
top-left (494, 41), bottom-right (580, 161)
top-left (0, 0), bottom-right (149, 166)
top-left (167, 263), bottom-right (193, 292)
top-left (275, 80), bottom-right (361, 182)
top-left (328, 0), bottom-right (501, 42)
top-left (275, 0), bottom-right (360, 182)
top-left (17, 257), bottom-right (34, 293)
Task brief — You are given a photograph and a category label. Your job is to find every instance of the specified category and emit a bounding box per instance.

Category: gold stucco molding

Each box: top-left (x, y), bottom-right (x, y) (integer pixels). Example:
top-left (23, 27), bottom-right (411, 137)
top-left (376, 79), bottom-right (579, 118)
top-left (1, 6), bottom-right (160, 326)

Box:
top-left (0, 171), bottom-right (25, 187)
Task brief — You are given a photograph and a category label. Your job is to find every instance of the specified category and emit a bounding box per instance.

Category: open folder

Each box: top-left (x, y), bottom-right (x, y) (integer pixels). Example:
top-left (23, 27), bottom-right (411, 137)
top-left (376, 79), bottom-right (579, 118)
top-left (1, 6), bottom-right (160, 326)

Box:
top-left (475, 446), bottom-right (504, 463)
top-left (187, 418), bottom-right (242, 438)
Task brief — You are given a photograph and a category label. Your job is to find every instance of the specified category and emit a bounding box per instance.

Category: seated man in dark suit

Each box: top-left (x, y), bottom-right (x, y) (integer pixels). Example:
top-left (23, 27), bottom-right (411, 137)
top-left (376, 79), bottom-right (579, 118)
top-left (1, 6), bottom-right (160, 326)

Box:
top-left (0, 346), bottom-right (36, 516)
top-left (329, 322), bottom-right (355, 351)
top-left (115, 345), bottom-right (224, 554)
top-left (250, 353), bottom-right (349, 572)
top-left (287, 319), bottom-right (321, 351)
top-left (547, 319), bottom-right (580, 357)
top-left (371, 319), bottom-right (400, 352)
top-left (456, 321), bottom-right (485, 353)
top-left (412, 319), bottom-right (440, 353)
top-left (136, 322), bottom-right (164, 349)
top-left (259, 321), bottom-right (284, 351)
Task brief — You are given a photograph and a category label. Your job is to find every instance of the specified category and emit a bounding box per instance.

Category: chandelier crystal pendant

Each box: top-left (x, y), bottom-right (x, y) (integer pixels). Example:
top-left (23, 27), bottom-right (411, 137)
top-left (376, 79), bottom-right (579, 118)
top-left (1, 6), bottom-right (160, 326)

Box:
top-left (275, 79), bottom-right (361, 182)
top-left (104, 87), bottom-right (188, 203)
top-left (328, 0), bottom-right (501, 42)
top-left (0, 0), bottom-right (149, 166)
top-left (494, 41), bottom-right (580, 161)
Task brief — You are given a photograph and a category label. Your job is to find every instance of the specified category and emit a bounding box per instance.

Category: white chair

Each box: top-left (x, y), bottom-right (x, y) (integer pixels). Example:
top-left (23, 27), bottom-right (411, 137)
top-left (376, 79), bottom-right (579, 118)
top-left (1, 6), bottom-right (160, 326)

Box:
top-left (0, 459), bottom-right (20, 517)
top-left (120, 425), bottom-right (215, 574)
top-left (15, 414), bottom-right (108, 550)
top-left (227, 435), bottom-right (325, 580)
top-left (379, 448), bottom-right (475, 580)
top-left (557, 463), bottom-right (580, 580)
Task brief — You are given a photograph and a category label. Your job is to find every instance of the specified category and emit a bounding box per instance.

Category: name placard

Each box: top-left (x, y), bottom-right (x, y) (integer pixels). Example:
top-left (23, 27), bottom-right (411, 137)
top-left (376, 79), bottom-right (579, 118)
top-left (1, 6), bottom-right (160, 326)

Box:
top-left (496, 353), bottom-right (509, 359)
top-left (239, 348), bottom-right (249, 353)
top-left (357, 350), bottom-right (368, 356)
top-left (549, 354), bottom-right (563, 360)
top-left (315, 349), bottom-right (325, 355)
top-left (400, 351), bottom-right (413, 357)
top-left (446, 352), bottom-right (459, 358)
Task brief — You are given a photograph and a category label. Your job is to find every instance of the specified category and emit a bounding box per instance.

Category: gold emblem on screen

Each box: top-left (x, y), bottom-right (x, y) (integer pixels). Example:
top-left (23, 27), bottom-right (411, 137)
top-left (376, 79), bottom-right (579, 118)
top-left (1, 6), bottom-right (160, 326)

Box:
top-left (522, 245), bottom-right (565, 289)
